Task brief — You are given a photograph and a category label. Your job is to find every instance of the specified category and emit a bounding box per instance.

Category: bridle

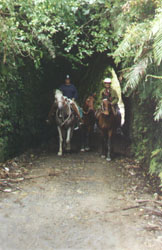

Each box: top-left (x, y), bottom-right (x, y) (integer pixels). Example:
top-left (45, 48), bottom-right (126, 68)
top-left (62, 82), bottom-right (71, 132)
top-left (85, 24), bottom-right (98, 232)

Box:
top-left (101, 99), bottom-right (111, 115)
top-left (55, 96), bottom-right (72, 127)
top-left (83, 96), bottom-right (95, 115)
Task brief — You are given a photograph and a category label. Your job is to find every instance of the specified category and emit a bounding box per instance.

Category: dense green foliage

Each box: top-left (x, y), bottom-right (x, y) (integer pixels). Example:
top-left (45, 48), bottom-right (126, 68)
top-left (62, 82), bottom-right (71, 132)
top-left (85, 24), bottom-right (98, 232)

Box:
top-left (0, 0), bottom-right (162, 183)
top-left (112, 0), bottom-right (162, 181)
top-left (0, 58), bottom-right (50, 160)
top-left (0, 0), bottom-right (123, 160)
top-left (113, 0), bottom-right (162, 117)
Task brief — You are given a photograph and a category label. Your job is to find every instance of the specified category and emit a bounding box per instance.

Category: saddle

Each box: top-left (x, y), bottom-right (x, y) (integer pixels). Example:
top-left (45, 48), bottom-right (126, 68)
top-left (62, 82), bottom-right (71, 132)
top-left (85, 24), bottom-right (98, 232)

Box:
top-left (70, 101), bottom-right (83, 121)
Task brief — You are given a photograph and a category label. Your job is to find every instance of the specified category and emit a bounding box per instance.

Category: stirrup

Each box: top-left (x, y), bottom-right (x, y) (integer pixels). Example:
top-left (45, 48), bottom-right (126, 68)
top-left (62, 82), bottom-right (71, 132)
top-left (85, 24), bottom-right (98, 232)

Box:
top-left (74, 126), bottom-right (79, 130)
top-left (79, 121), bottom-right (83, 126)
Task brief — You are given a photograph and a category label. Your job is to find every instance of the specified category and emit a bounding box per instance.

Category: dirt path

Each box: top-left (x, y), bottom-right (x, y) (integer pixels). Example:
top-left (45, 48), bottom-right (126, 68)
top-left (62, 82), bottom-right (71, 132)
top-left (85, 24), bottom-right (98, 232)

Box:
top-left (0, 151), bottom-right (162, 250)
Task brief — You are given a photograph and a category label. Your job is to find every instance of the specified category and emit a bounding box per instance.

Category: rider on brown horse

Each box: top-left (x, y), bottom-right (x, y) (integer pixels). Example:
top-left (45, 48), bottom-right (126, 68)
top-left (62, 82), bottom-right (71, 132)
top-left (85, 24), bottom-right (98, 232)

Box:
top-left (96, 77), bottom-right (123, 135)
top-left (100, 78), bottom-right (119, 115)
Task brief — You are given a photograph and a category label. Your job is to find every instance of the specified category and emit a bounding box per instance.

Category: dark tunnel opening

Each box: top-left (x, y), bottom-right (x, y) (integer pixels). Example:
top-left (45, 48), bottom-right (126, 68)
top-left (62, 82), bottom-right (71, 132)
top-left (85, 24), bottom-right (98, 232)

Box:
top-left (39, 52), bottom-right (131, 157)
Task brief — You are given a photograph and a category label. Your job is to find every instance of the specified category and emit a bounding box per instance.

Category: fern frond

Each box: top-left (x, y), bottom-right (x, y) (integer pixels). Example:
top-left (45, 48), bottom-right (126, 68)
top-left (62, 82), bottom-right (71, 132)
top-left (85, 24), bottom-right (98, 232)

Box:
top-left (154, 100), bottom-right (162, 121)
top-left (153, 29), bottom-right (162, 65)
top-left (114, 22), bottom-right (151, 62)
top-left (123, 57), bottom-right (149, 92)
top-left (151, 11), bottom-right (162, 65)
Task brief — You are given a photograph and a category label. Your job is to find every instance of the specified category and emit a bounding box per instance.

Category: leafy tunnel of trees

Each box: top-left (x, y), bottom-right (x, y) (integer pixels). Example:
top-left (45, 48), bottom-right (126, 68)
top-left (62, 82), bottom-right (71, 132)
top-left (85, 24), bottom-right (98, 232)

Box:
top-left (0, 0), bottom-right (162, 183)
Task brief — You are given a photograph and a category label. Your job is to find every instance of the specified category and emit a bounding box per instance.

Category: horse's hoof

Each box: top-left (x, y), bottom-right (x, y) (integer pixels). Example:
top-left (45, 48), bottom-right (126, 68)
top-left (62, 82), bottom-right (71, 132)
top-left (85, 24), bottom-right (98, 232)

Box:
top-left (80, 148), bottom-right (85, 152)
top-left (85, 147), bottom-right (90, 151)
top-left (106, 157), bottom-right (111, 162)
top-left (58, 152), bottom-right (62, 156)
top-left (101, 155), bottom-right (105, 159)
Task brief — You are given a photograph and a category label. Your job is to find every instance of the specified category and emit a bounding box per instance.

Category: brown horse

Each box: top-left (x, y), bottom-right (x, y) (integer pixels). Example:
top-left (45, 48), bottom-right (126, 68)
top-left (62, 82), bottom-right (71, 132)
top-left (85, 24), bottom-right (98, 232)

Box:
top-left (47, 90), bottom-right (77, 156)
top-left (96, 99), bottom-right (120, 161)
top-left (80, 94), bottom-right (96, 152)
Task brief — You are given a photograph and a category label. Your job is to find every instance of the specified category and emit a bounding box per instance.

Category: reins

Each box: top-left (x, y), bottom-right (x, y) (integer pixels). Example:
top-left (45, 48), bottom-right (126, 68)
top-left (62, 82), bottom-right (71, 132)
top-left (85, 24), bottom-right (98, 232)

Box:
top-left (56, 99), bottom-right (72, 127)
top-left (101, 99), bottom-right (111, 115)
top-left (83, 97), bottom-right (95, 115)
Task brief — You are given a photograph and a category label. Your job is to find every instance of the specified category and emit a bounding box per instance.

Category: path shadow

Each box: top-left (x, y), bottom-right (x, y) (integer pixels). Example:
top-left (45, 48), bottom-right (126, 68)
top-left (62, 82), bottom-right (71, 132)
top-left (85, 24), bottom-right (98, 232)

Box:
top-left (46, 128), bottom-right (131, 158)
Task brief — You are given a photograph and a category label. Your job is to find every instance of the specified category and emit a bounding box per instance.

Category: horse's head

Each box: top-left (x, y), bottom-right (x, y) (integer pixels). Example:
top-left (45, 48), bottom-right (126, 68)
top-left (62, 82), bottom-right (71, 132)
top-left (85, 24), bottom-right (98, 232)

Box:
top-left (55, 89), bottom-right (66, 109)
top-left (84, 93), bottom-right (96, 112)
top-left (102, 99), bottom-right (112, 115)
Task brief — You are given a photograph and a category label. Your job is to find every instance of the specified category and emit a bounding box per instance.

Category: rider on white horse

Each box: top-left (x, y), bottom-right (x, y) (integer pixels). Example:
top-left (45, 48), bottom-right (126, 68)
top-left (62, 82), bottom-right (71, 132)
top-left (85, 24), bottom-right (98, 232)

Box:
top-left (60, 75), bottom-right (83, 128)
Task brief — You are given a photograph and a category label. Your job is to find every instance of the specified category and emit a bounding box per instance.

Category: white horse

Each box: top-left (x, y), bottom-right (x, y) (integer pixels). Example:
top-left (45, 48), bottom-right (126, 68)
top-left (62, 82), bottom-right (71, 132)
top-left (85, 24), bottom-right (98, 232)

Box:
top-left (47, 90), bottom-right (77, 156)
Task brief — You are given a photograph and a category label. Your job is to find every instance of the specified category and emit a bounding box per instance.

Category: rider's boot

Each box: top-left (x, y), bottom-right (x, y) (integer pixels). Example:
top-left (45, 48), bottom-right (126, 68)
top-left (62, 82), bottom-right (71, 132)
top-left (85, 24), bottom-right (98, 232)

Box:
top-left (116, 127), bottom-right (124, 136)
top-left (71, 103), bottom-right (83, 128)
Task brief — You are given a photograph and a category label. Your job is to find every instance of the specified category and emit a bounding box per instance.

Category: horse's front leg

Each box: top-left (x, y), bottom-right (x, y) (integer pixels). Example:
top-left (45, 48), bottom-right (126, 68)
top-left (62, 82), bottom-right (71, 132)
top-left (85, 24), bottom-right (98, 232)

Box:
top-left (66, 127), bottom-right (71, 151)
top-left (80, 125), bottom-right (86, 152)
top-left (85, 127), bottom-right (90, 151)
top-left (101, 131), bottom-right (106, 158)
top-left (106, 131), bottom-right (112, 161)
top-left (57, 126), bottom-right (63, 156)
